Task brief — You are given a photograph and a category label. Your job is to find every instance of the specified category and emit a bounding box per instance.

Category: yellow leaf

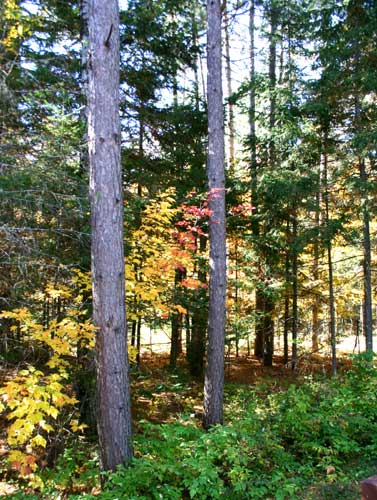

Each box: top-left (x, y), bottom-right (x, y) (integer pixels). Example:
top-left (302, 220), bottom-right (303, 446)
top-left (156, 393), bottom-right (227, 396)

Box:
top-left (30, 434), bottom-right (47, 448)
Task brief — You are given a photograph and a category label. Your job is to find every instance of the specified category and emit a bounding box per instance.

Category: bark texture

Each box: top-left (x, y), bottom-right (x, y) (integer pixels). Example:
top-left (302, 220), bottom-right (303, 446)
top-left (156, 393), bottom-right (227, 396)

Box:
top-left (88, 0), bottom-right (132, 471)
top-left (203, 0), bottom-right (226, 428)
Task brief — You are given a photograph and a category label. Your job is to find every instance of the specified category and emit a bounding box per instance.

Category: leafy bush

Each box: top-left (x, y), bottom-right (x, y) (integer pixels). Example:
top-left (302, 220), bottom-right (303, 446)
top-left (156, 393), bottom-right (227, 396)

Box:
top-left (98, 355), bottom-right (377, 499)
top-left (6, 354), bottom-right (376, 499)
top-left (0, 283), bottom-right (95, 487)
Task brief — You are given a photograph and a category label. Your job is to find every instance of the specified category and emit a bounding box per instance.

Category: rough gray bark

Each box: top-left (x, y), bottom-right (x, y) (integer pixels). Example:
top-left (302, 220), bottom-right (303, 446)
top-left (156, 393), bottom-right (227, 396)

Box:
top-left (203, 0), bottom-right (226, 429)
top-left (88, 0), bottom-right (132, 471)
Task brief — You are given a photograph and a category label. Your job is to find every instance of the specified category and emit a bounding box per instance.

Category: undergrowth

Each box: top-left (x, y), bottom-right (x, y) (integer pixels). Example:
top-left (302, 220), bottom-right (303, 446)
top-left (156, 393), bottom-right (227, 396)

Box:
top-left (5, 354), bottom-right (377, 499)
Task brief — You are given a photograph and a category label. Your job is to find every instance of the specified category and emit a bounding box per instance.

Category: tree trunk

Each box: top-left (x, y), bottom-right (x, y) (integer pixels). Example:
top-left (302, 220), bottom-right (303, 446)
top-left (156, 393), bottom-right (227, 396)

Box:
top-left (312, 188), bottom-right (321, 352)
top-left (283, 285), bottom-right (289, 365)
top-left (170, 268), bottom-right (184, 369)
top-left (322, 149), bottom-right (336, 376)
top-left (360, 158), bottom-right (373, 352)
top-left (88, 0), bottom-right (132, 471)
top-left (136, 317), bottom-right (141, 366)
top-left (291, 206), bottom-right (298, 370)
top-left (263, 294), bottom-right (274, 366)
top-left (203, 0), bottom-right (226, 428)
top-left (268, 2), bottom-right (277, 168)
top-left (79, 0), bottom-right (89, 173)
top-left (249, 0), bottom-right (264, 359)
top-left (224, 0), bottom-right (235, 174)
top-left (187, 235), bottom-right (207, 377)
top-left (283, 221), bottom-right (290, 365)
top-left (130, 319), bottom-right (136, 347)
top-left (261, 1), bottom-right (277, 367)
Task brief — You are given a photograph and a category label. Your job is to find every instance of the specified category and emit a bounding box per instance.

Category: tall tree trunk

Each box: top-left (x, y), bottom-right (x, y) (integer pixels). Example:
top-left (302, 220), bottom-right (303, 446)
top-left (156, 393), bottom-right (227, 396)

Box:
top-left (268, 2), bottom-right (277, 168)
top-left (352, 9), bottom-right (373, 353)
top-left (291, 206), bottom-right (298, 370)
top-left (224, 0), bottom-right (235, 174)
top-left (203, 0), bottom-right (226, 429)
top-left (322, 149), bottom-right (336, 376)
top-left (249, 0), bottom-right (263, 358)
top-left (234, 239), bottom-right (239, 358)
top-left (79, 0), bottom-right (89, 173)
top-left (312, 188), bottom-right (321, 352)
top-left (283, 281), bottom-right (290, 365)
top-left (88, 0), bottom-right (132, 470)
top-left (360, 161), bottom-right (373, 351)
top-left (262, 1), bottom-right (278, 367)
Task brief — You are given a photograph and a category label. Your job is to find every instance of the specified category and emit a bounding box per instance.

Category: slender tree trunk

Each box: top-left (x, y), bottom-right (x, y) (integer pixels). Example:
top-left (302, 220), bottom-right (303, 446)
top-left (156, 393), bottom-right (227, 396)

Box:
top-left (88, 0), bottom-right (132, 470)
top-left (188, 235), bottom-right (207, 377)
top-left (283, 221), bottom-right (290, 365)
top-left (191, 10), bottom-right (200, 108)
top-left (360, 158), bottom-right (373, 352)
top-left (203, 0), bottom-right (226, 428)
top-left (262, 2), bottom-right (277, 367)
top-left (170, 268), bottom-right (184, 369)
top-left (249, 0), bottom-right (263, 358)
top-left (185, 313), bottom-right (191, 353)
top-left (283, 284), bottom-right (289, 365)
top-left (224, 0), bottom-right (235, 174)
top-left (322, 149), bottom-right (336, 376)
top-left (268, 3), bottom-right (277, 168)
top-left (263, 295), bottom-right (274, 366)
top-left (352, 19), bottom-right (373, 353)
top-left (291, 206), bottom-right (298, 370)
top-left (136, 317), bottom-right (141, 366)
top-left (79, 0), bottom-right (89, 173)
top-left (131, 320), bottom-right (136, 347)
top-left (312, 188), bottom-right (321, 352)
top-left (234, 240), bottom-right (239, 358)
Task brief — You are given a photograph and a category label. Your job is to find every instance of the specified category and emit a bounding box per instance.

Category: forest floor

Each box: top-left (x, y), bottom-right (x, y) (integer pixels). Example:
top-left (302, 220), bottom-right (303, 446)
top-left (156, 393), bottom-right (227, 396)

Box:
top-left (1, 351), bottom-right (375, 499)
top-left (131, 350), bottom-right (356, 426)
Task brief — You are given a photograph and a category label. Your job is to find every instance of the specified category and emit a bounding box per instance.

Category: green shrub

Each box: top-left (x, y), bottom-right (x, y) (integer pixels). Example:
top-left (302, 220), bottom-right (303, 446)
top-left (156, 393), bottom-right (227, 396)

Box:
top-left (98, 355), bottom-right (377, 499)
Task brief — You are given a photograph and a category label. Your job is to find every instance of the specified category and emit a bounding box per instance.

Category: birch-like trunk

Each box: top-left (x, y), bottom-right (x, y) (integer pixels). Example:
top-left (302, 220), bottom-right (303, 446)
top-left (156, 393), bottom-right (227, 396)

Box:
top-left (88, 0), bottom-right (132, 471)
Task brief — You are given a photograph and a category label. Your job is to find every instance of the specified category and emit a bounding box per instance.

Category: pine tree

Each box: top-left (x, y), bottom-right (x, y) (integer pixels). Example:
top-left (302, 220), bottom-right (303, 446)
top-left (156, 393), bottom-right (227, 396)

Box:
top-left (88, 0), bottom-right (132, 470)
top-left (203, 0), bottom-right (226, 428)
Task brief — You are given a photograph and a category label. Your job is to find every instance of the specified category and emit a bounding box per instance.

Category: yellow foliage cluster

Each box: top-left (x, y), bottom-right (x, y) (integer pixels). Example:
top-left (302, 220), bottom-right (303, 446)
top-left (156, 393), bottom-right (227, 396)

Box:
top-left (126, 188), bottom-right (192, 320)
top-left (0, 283), bottom-right (95, 485)
top-left (2, 0), bottom-right (28, 54)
